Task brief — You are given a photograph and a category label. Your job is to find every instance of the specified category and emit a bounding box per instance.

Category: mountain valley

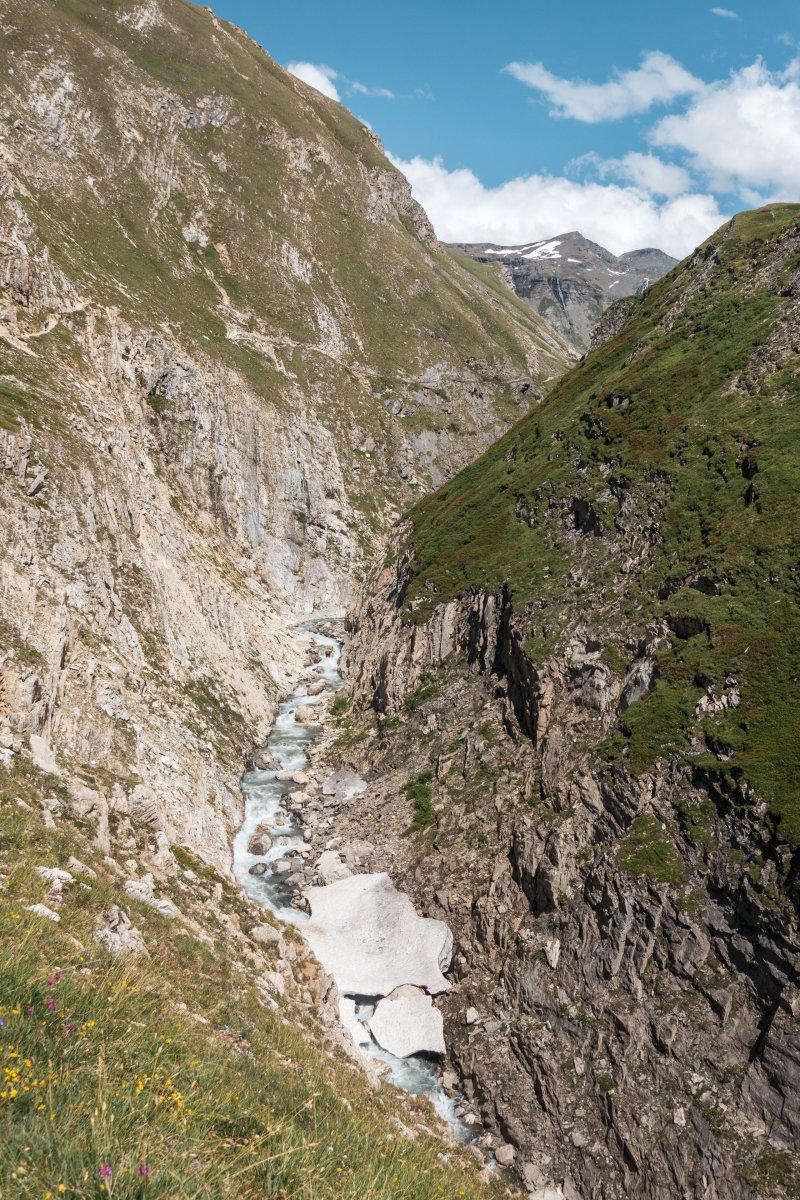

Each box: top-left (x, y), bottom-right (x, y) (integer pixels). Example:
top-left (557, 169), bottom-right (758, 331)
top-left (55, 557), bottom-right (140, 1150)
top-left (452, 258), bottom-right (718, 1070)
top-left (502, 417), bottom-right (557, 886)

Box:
top-left (0, 3), bottom-right (798, 1200)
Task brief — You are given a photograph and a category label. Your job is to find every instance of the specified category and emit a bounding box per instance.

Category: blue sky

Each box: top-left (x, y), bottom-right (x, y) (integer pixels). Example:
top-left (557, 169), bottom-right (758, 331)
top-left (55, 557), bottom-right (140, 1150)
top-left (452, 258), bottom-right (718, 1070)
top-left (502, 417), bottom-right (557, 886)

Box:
top-left (212, 0), bottom-right (800, 256)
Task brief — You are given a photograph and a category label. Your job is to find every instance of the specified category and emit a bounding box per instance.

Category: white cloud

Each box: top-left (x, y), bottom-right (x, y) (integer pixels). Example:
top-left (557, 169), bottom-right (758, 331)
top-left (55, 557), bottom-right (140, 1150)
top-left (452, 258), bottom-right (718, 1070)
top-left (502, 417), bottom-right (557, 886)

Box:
top-left (389, 153), bottom-right (726, 257)
top-left (286, 62), bottom-right (340, 102)
top-left (352, 82), bottom-right (396, 99)
top-left (711, 7), bottom-right (741, 20)
top-left (651, 59), bottom-right (800, 196)
top-left (596, 151), bottom-right (694, 197)
top-left (504, 51), bottom-right (704, 122)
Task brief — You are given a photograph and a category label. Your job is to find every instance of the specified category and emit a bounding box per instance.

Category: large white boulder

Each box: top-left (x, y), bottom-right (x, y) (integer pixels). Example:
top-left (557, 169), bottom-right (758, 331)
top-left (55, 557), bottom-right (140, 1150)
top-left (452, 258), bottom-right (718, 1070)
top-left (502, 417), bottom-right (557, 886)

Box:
top-left (369, 985), bottom-right (445, 1058)
top-left (304, 872), bottom-right (452, 996)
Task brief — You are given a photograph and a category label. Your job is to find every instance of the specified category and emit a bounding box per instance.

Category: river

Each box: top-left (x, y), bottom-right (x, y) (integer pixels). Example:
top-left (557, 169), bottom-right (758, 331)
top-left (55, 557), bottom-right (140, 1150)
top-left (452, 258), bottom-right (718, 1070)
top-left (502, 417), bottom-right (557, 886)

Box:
top-left (233, 625), bottom-right (474, 1141)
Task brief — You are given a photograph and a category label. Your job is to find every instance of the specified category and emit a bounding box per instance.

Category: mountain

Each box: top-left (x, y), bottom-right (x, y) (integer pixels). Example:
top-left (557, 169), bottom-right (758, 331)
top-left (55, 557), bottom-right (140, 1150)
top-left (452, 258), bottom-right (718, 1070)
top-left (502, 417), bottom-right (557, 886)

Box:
top-left (0, 0), bottom-right (575, 1193)
top-left (451, 232), bottom-right (678, 350)
top-left (343, 205), bottom-right (800, 1198)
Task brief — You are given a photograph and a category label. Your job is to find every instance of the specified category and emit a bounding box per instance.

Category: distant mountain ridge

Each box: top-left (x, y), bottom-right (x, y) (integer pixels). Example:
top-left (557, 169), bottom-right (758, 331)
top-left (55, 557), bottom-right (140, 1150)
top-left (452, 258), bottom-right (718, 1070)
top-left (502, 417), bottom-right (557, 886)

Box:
top-left (451, 231), bottom-right (677, 350)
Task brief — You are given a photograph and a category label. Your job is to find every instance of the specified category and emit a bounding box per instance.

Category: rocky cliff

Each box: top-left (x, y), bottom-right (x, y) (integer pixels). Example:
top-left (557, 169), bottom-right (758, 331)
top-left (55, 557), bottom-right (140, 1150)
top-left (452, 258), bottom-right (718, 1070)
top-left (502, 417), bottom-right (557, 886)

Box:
top-left (452, 234), bottom-right (677, 351)
top-left (0, 0), bottom-right (570, 873)
top-left (340, 206), bottom-right (800, 1199)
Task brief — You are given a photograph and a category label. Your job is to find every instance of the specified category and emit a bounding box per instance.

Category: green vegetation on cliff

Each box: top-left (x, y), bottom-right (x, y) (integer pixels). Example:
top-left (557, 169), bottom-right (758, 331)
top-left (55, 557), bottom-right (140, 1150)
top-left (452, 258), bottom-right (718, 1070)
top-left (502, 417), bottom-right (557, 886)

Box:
top-left (403, 205), bottom-right (800, 841)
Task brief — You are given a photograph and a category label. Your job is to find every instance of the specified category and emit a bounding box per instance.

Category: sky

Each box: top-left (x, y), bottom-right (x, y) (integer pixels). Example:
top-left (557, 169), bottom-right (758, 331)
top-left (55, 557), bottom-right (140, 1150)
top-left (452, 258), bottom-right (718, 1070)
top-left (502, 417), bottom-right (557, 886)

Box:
top-left (211, 0), bottom-right (800, 257)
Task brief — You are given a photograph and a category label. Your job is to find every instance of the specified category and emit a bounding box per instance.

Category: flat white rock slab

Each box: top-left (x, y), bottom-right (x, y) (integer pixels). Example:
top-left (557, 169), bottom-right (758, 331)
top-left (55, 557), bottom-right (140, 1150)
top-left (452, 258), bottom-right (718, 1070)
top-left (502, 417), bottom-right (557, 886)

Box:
top-left (369, 985), bottom-right (445, 1058)
top-left (304, 872), bottom-right (452, 996)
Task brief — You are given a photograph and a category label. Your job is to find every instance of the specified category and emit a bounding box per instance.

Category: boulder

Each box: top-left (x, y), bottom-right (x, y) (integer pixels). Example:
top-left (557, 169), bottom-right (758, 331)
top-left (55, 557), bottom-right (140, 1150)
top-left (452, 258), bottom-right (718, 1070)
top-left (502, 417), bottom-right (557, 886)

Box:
top-left (303, 873), bottom-right (452, 996)
top-left (368, 985), bottom-right (445, 1058)
top-left (307, 680), bottom-right (327, 696)
top-left (249, 835), bottom-right (272, 855)
top-left (93, 905), bottom-right (148, 956)
top-left (321, 770), bottom-right (367, 801)
top-left (25, 903), bottom-right (60, 922)
top-left (252, 749), bottom-right (279, 771)
top-left (294, 706), bottom-right (319, 726)
top-left (494, 1144), bottom-right (516, 1167)
top-left (316, 849), bottom-right (353, 886)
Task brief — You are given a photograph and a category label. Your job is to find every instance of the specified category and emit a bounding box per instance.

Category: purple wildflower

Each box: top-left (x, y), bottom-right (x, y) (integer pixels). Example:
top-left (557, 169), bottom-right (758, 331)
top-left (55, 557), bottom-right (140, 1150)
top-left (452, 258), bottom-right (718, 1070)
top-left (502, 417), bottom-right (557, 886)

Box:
top-left (137, 1163), bottom-right (151, 1179)
top-left (99, 1163), bottom-right (113, 1180)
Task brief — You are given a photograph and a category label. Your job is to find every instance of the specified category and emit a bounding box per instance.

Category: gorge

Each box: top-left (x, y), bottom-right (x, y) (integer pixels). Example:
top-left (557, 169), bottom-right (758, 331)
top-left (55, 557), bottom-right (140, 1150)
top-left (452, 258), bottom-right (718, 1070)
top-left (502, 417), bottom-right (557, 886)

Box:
top-left (1, 3), bottom-right (798, 1200)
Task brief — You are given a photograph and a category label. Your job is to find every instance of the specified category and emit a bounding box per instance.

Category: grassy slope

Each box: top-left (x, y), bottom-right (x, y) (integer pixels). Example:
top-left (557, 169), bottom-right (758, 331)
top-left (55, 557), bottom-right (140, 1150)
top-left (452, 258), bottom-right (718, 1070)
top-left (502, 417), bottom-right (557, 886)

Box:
top-left (402, 206), bottom-right (800, 841)
top-left (0, 758), bottom-right (508, 1200)
top-left (2, 0), bottom-right (568, 435)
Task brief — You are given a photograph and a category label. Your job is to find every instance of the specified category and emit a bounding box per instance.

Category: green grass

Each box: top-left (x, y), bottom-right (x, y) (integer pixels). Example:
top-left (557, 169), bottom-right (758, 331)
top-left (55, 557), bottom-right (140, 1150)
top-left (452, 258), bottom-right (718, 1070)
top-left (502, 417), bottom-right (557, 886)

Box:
top-left (402, 771), bottom-right (437, 833)
top-left (400, 204), bottom-right (800, 843)
top-left (616, 814), bottom-right (689, 886)
top-left (0, 766), bottom-right (511, 1200)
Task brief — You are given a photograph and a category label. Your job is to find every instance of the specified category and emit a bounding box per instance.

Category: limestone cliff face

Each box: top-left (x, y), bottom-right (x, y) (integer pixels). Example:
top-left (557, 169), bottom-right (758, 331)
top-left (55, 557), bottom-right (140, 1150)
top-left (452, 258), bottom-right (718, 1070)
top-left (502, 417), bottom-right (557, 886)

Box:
top-left (0, 0), bottom-right (570, 871)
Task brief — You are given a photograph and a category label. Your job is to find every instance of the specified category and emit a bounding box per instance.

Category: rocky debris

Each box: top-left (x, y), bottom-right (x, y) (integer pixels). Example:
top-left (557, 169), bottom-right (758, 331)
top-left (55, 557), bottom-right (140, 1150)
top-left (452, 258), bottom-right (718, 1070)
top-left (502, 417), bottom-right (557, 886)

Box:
top-left (321, 770), bottom-right (367, 801)
top-left (124, 873), bottom-right (180, 919)
top-left (304, 873), bottom-right (453, 996)
top-left (93, 905), bottom-right (149, 956)
top-left (368, 985), bottom-right (446, 1058)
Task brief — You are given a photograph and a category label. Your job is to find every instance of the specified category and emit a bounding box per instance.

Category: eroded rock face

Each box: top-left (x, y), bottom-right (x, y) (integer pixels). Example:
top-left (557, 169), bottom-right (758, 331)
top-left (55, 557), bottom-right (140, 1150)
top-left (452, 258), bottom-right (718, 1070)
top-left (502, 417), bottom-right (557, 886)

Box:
top-left (369, 986), bottom-right (446, 1058)
top-left (338, 575), bottom-right (800, 1198)
top-left (303, 872), bottom-right (453, 997)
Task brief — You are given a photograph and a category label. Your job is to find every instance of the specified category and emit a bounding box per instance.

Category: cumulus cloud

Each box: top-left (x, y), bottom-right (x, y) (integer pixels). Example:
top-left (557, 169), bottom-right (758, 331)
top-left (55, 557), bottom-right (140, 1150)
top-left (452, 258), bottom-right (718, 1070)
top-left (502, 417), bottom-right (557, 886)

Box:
top-left (389, 153), bottom-right (726, 257)
top-left (286, 62), bottom-right (340, 102)
top-left (711, 7), bottom-right (741, 19)
top-left (651, 59), bottom-right (800, 196)
top-left (579, 151), bottom-right (694, 197)
top-left (504, 52), bottom-right (704, 122)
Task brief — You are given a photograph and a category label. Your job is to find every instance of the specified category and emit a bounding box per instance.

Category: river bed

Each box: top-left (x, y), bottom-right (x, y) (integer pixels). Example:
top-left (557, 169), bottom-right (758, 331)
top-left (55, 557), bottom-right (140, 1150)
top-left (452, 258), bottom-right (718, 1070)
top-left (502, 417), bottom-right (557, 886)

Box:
top-left (233, 626), bottom-right (474, 1141)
